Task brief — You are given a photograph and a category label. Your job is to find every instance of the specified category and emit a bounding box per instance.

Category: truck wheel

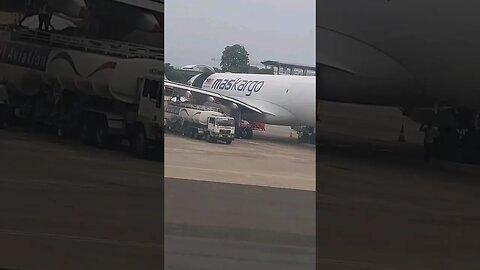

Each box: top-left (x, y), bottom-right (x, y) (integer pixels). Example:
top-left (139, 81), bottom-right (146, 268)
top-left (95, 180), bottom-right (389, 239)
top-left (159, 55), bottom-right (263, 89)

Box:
top-left (192, 130), bottom-right (198, 139)
top-left (206, 133), bottom-right (213, 143)
top-left (134, 128), bottom-right (149, 158)
top-left (80, 122), bottom-right (93, 144)
top-left (239, 128), bottom-right (247, 138)
top-left (225, 139), bottom-right (232, 145)
top-left (95, 123), bottom-right (109, 148)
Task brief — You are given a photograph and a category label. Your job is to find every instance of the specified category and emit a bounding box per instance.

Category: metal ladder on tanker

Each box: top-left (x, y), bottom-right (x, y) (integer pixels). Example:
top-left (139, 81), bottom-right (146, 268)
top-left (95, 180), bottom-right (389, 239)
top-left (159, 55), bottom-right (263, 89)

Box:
top-left (2, 26), bottom-right (163, 60)
top-left (167, 101), bottom-right (220, 112)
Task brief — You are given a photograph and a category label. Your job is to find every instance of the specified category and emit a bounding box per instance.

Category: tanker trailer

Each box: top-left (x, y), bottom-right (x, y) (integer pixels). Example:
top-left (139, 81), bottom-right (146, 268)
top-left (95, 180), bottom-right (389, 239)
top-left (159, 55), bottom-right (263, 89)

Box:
top-left (164, 102), bottom-right (235, 144)
top-left (0, 28), bottom-right (164, 158)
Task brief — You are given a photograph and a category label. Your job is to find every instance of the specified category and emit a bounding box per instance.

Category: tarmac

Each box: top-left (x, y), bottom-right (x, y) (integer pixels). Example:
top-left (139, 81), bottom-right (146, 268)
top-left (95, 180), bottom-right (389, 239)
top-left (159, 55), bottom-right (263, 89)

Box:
top-left (317, 101), bottom-right (480, 269)
top-left (164, 125), bottom-right (316, 191)
top-left (2, 100), bottom-right (479, 270)
top-left (0, 125), bottom-right (316, 270)
top-left (164, 179), bottom-right (315, 270)
top-left (0, 129), bottom-right (164, 270)
top-left (164, 125), bottom-right (316, 269)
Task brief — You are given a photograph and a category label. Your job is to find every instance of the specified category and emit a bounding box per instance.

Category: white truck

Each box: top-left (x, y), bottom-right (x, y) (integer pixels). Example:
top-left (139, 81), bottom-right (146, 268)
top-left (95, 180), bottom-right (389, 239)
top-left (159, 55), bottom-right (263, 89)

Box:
top-left (164, 102), bottom-right (235, 144)
top-left (0, 27), bottom-right (164, 158)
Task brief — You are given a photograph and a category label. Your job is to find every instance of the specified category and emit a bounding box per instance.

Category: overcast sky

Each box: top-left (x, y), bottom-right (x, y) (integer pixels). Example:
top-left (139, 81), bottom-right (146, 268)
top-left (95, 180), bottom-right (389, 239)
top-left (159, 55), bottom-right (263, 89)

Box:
top-left (165, 0), bottom-right (315, 68)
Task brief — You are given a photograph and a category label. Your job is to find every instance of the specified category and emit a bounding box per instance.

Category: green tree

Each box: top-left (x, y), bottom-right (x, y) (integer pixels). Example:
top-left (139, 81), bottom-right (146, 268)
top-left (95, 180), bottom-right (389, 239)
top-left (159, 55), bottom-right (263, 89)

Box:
top-left (220, 44), bottom-right (249, 73)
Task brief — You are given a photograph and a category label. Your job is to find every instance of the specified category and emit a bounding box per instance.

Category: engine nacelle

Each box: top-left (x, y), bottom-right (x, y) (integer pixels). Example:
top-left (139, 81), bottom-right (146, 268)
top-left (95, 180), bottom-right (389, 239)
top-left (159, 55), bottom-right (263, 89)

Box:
top-left (406, 107), bottom-right (478, 129)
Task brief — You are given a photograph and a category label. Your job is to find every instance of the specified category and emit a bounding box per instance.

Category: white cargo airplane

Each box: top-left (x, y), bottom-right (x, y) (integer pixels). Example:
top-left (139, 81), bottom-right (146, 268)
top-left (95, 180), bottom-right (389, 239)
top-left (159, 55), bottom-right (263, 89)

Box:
top-left (164, 71), bottom-right (315, 141)
top-left (317, 0), bottom-right (480, 160)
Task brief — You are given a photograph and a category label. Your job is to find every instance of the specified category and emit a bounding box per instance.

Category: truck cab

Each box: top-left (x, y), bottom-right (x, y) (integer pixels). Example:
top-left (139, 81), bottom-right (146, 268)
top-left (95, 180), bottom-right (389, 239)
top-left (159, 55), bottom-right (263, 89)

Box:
top-left (138, 76), bottom-right (163, 131)
top-left (206, 116), bottom-right (235, 144)
top-left (130, 73), bottom-right (163, 157)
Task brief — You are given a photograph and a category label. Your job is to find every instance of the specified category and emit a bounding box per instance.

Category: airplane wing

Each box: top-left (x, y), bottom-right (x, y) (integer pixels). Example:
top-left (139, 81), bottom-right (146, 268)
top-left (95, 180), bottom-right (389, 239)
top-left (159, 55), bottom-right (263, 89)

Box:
top-left (317, 25), bottom-right (419, 106)
top-left (224, 96), bottom-right (290, 117)
top-left (112, 0), bottom-right (164, 13)
top-left (164, 80), bottom-right (269, 115)
top-left (317, 62), bottom-right (354, 76)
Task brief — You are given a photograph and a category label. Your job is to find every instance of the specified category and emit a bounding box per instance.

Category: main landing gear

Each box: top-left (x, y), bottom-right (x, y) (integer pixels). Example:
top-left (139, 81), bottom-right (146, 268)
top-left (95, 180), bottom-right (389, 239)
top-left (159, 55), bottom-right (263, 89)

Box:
top-left (298, 126), bottom-right (315, 144)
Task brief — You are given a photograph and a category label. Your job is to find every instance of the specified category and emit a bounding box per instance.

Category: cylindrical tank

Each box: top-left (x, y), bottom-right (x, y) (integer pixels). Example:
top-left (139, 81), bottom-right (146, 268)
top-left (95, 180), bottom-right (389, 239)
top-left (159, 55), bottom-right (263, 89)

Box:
top-left (178, 107), bottom-right (223, 126)
top-left (46, 0), bottom-right (88, 18)
top-left (44, 49), bottom-right (120, 99)
top-left (0, 65), bottom-right (43, 96)
top-left (133, 12), bottom-right (161, 32)
top-left (0, 36), bottom-right (163, 104)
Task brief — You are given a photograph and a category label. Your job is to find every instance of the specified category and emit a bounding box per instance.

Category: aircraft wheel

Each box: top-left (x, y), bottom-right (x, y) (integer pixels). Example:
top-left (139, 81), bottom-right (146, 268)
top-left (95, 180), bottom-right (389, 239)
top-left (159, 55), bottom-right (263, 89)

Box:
top-left (245, 129), bottom-right (253, 139)
top-left (239, 128), bottom-right (248, 139)
top-left (298, 133), bottom-right (307, 143)
top-left (56, 125), bottom-right (65, 139)
top-left (308, 133), bottom-right (316, 144)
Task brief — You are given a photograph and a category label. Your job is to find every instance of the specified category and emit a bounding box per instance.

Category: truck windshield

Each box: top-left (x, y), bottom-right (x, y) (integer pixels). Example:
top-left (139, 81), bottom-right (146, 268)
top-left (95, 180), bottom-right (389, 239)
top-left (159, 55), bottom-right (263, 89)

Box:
top-left (216, 118), bottom-right (235, 126)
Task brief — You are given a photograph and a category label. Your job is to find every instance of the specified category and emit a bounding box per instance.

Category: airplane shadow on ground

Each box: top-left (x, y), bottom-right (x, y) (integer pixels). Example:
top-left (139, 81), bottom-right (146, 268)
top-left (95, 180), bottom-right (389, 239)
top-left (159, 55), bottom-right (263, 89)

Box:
top-left (317, 131), bottom-right (480, 186)
top-left (248, 132), bottom-right (316, 150)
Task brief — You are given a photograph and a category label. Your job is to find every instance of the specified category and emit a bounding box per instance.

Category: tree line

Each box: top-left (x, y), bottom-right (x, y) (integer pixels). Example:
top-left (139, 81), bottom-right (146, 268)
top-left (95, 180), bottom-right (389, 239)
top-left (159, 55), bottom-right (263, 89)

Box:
top-left (165, 44), bottom-right (274, 83)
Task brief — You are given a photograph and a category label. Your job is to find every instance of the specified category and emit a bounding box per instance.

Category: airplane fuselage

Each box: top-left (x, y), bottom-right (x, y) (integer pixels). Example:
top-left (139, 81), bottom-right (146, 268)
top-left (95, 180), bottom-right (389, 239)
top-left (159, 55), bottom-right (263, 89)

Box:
top-left (318, 0), bottom-right (480, 111)
top-left (199, 73), bottom-right (316, 127)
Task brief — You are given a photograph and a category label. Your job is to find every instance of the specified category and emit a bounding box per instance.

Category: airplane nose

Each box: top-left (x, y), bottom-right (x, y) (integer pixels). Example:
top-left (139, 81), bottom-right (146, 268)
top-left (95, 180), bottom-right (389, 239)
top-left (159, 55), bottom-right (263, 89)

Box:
top-left (206, 97), bottom-right (215, 102)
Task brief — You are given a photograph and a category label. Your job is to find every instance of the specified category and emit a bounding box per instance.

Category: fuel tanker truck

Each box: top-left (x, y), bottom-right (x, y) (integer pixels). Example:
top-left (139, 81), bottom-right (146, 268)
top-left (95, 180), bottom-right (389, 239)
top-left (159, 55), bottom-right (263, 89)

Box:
top-left (0, 27), bottom-right (164, 158)
top-left (164, 101), bottom-right (235, 144)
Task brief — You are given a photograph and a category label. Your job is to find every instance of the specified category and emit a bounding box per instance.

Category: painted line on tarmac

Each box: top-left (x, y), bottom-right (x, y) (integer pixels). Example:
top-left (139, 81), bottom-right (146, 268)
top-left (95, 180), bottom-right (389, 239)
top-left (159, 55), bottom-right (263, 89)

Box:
top-left (165, 165), bottom-right (312, 181)
top-left (165, 164), bottom-right (315, 191)
top-left (0, 229), bottom-right (162, 249)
